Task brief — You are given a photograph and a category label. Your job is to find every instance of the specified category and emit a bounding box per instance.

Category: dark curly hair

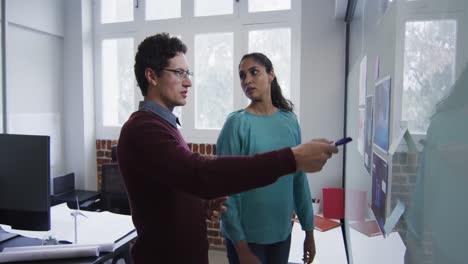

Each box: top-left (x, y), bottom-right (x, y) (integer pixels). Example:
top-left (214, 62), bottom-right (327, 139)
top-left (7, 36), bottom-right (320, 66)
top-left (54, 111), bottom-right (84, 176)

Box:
top-left (134, 33), bottom-right (187, 96)
top-left (240, 52), bottom-right (294, 112)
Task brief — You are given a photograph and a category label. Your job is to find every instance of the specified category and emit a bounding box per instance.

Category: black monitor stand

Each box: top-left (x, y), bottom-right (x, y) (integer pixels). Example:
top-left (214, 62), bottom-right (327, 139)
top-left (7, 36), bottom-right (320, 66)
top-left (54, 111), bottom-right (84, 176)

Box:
top-left (0, 225), bottom-right (18, 243)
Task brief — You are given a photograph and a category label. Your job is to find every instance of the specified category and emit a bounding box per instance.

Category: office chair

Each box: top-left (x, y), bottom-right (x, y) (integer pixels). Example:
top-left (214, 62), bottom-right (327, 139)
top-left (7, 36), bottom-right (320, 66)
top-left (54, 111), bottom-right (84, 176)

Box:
top-left (111, 144), bottom-right (118, 162)
top-left (100, 163), bottom-right (131, 215)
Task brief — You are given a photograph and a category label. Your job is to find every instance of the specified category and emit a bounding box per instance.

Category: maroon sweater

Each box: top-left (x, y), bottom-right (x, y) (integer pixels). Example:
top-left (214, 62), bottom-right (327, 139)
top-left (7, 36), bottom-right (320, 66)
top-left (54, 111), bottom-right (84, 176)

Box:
top-left (117, 111), bottom-right (297, 264)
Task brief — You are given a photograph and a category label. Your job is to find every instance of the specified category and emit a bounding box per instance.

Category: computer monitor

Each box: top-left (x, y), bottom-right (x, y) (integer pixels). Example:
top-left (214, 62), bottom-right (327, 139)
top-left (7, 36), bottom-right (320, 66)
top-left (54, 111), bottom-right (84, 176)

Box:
top-left (0, 134), bottom-right (51, 242)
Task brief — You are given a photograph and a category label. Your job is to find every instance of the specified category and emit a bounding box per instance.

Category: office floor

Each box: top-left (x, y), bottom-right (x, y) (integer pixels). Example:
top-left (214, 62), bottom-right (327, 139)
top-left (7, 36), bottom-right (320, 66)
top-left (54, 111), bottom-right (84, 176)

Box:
top-left (106, 249), bottom-right (228, 264)
top-left (209, 249), bottom-right (229, 264)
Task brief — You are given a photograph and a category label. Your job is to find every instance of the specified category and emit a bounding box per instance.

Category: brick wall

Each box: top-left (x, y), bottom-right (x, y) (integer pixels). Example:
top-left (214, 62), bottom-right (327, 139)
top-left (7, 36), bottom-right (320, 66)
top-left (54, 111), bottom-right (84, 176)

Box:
top-left (391, 151), bottom-right (434, 261)
top-left (95, 140), bottom-right (117, 190)
top-left (95, 140), bottom-right (225, 249)
top-left (390, 151), bottom-right (419, 244)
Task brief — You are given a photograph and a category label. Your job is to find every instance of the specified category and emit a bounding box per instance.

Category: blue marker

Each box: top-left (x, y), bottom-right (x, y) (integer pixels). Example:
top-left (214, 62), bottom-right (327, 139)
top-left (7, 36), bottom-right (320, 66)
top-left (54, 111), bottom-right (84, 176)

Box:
top-left (335, 137), bottom-right (352, 146)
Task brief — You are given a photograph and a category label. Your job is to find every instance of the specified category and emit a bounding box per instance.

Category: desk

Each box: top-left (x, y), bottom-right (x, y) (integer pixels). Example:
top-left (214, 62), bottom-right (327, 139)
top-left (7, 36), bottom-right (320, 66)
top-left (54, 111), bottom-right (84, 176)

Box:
top-left (0, 203), bottom-right (136, 263)
top-left (0, 230), bottom-right (136, 264)
top-left (347, 227), bottom-right (405, 264)
top-left (288, 220), bottom-right (347, 263)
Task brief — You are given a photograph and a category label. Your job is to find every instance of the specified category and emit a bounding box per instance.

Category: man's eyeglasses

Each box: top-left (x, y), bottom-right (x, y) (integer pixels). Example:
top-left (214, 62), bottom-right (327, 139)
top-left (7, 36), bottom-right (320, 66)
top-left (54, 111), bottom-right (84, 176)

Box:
top-left (162, 69), bottom-right (193, 80)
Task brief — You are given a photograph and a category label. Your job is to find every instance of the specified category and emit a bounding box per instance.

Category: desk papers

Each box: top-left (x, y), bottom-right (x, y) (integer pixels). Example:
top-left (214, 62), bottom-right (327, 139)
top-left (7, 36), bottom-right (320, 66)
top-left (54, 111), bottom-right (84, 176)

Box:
top-left (1, 203), bottom-right (135, 252)
top-left (0, 244), bottom-right (99, 263)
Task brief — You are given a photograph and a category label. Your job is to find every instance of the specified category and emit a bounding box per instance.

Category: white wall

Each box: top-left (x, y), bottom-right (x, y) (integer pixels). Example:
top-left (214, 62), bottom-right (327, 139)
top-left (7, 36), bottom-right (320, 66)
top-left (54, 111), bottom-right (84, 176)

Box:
top-left (63, 0), bottom-right (96, 191)
top-left (300, 0), bottom-right (346, 199)
top-left (6, 0), bottom-right (97, 191)
top-left (8, 0), bottom-right (64, 36)
top-left (6, 0), bottom-right (66, 179)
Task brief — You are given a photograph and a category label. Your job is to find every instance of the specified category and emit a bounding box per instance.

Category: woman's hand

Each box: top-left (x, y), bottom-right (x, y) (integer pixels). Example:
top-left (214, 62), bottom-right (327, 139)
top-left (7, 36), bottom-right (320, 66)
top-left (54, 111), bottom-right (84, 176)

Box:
top-left (303, 230), bottom-right (316, 263)
top-left (236, 241), bottom-right (261, 264)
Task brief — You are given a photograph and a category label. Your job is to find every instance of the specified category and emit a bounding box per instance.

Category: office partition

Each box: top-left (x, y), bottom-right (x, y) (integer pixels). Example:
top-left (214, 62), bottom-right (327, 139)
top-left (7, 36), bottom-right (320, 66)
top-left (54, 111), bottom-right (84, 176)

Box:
top-left (344, 0), bottom-right (468, 263)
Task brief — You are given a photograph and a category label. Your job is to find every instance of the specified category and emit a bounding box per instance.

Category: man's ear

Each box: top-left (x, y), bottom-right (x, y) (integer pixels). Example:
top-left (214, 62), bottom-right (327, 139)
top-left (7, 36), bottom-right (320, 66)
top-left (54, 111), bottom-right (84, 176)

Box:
top-left (145, 68), bottom-right (158, 86)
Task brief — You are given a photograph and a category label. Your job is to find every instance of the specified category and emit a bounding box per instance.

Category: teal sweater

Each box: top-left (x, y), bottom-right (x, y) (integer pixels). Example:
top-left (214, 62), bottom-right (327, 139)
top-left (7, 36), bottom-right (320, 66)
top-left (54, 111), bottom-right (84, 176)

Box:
top-left (217, 109), bottom-right (314, 244)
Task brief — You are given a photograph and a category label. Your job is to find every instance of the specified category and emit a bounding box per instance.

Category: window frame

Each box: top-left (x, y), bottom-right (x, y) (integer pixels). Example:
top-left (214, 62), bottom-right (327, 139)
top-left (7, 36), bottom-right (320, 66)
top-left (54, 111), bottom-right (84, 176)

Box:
top-left (94, 0), bottom-right (302, 143)
top-left (393, 1), bottom-right (467, 148)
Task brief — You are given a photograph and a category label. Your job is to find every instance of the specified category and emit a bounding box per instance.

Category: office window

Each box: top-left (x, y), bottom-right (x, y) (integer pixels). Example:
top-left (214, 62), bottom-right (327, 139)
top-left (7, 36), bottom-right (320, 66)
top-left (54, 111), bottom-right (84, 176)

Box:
top-left (94, 0), bottom-right (301, 141)
top-left (101, 38), bottom-right (134, 126)
top-left (101, 0), bottom-right (133, 24)
top-left (249, 28), bottom-right (291, 98)
top-left (146, 0), bottom-right (181, 20)
top-left (249, 0), bottom-right (291, 13)
top-left (402, 20), bottom-right (456, 134)
top-left (195, 0), bottom-right (233, 17)
top-left (195, 33), bottom-right (234, 129)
